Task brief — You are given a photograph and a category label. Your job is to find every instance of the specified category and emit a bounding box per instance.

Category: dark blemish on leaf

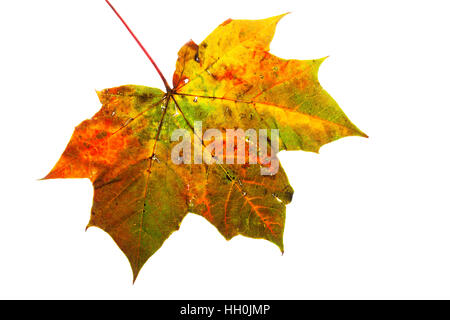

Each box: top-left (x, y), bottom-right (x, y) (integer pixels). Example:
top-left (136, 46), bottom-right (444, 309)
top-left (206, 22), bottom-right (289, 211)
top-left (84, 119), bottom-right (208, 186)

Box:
top-left (260, 52), bottom-right (270, 62)
top-left (241, 85), bottom-right (254, 96)
top-left (96, 131), bottom-right (108, 139)
top-left (123, 118), bottom-right (134, 126)
top-left (94, 177), bottom-right (122, 189)
top-left (206, 69), bottom-right (218, 80)
top-left (137, 94), bottom-right (150, 105)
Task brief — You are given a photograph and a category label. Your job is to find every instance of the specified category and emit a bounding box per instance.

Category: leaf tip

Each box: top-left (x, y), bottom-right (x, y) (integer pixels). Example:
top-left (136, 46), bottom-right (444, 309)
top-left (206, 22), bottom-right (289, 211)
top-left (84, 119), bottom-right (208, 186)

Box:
top-left (40, 170), bottom-right (57, 180)
top-left (132, 268), bottom-right (141, 284)
top-left (351, 125), bottom-right (369, 139)
top-left (316, 55), bottom-right (329, 66)
top-left (220, 18), bottom-right (233, 26)
top-left (278, 243), bottom-right (284, 255)
top-left (273, 238), bottom-right (284, 254)
top-left (272, 12), bottom-right (290, 24)
top-left (129, 256), bottom-right (146, 284)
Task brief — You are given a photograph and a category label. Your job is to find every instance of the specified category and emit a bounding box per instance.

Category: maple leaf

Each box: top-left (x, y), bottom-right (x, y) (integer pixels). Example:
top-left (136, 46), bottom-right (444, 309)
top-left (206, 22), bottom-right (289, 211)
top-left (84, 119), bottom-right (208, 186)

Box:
top-left (43, 1), bottom-right (366, 281)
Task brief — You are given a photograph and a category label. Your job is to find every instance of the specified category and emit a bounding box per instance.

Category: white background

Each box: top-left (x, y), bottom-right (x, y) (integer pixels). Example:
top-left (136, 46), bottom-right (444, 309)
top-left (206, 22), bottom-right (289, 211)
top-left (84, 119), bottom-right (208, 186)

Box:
top-left (1, 0), bottom-right (449, 299)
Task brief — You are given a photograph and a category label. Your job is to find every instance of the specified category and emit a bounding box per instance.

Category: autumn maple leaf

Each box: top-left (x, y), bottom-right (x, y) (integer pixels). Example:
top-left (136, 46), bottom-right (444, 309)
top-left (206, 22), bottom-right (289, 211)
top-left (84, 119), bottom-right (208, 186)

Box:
top-left (43, 1), bottom-right (366, 282)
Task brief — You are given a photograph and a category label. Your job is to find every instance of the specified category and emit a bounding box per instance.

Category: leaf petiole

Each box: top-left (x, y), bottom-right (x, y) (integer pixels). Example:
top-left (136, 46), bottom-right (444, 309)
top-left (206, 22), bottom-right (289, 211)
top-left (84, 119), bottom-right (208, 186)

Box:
top-left (105, 0), bottom-right (171, 92)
